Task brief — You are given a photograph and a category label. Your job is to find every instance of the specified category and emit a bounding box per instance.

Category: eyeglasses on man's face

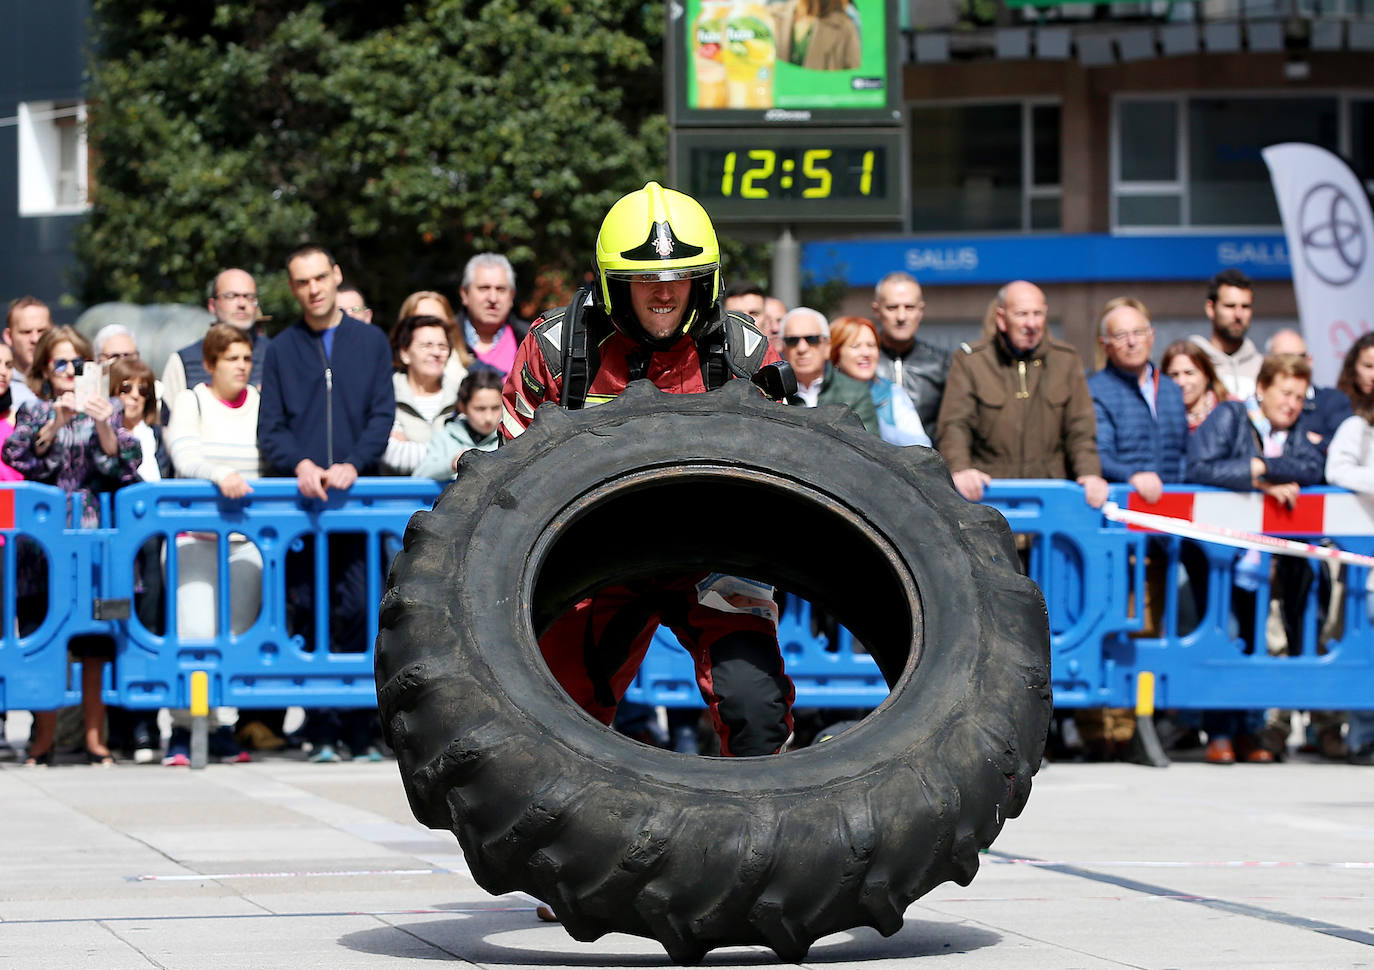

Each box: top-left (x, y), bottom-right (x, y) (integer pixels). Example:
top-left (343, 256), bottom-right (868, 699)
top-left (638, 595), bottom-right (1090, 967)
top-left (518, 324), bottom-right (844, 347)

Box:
top-left (216, 292), bottom-right (258, 304)
top-left (782, 334), bottom-right (824, 348)
top-left (1105, 328), bottom-right (1152, 346)
top-left (51, 357), bottom-right (86, 375)
top-left (100, 350), bottom-right (140, 362)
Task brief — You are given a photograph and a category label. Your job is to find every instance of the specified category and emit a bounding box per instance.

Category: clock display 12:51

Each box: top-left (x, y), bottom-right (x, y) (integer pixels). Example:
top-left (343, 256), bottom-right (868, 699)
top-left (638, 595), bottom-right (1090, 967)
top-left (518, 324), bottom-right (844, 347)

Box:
top-left (705, 147), bottom-right (885, 200)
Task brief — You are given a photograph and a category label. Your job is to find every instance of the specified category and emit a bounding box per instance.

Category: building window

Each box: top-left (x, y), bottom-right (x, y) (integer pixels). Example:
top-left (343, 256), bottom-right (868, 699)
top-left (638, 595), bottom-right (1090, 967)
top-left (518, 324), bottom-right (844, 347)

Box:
top-left (18, 100), bottom-right (90, 216)
top-left (1114, 95), bottom-right (1341, 231)
top-left (910, 100), bottom-right (1061, 232)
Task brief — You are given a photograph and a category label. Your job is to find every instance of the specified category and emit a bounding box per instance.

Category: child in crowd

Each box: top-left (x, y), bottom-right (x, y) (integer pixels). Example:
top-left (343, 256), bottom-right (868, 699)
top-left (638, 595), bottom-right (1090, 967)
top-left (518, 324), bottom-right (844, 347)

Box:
top-left (412, 370), bottom-right (503, 480)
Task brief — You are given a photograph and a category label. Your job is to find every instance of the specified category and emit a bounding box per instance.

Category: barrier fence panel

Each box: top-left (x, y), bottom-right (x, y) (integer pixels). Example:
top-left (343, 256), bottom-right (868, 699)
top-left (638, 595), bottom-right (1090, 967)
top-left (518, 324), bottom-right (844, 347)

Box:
top-left (0, 482), bottom-right (123, 711)
top-left (978, 481), bottom-right (1139, 709)
top-left (1105, 485), bottom-right (1374, 712)
top-left (4, 477), bottom-right (1374, 717)
top-left (107, 479), bottom-right (441, 711)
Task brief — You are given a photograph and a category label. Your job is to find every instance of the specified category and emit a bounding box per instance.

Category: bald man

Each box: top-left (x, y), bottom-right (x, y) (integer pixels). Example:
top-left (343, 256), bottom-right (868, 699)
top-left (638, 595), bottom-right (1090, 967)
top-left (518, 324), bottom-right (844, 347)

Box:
top-left (937, 280), bottom-right (1106, 508)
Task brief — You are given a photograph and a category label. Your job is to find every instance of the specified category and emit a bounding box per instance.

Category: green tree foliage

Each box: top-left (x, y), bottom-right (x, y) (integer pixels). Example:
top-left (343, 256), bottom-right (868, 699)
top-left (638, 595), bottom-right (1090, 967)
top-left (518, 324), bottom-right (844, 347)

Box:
top-left (76, 0), bottom-right (667, 324)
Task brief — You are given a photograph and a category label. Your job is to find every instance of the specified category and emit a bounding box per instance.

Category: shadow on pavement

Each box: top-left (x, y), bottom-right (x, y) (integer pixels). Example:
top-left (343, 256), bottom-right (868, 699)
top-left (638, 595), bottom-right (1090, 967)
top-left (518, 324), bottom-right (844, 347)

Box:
top-left (340, 906), bottom-right (1001, 965)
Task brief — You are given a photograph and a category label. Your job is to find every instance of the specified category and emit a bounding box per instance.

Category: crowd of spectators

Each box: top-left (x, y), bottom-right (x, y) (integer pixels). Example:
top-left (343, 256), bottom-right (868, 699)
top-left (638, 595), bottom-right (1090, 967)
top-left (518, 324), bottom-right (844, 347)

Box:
top-left (0, 248), bottom-right (533, 766)
top-left (2, 259), bottom-right (1372, 768)
top-left (780, 268), bottom-right (1374, 768)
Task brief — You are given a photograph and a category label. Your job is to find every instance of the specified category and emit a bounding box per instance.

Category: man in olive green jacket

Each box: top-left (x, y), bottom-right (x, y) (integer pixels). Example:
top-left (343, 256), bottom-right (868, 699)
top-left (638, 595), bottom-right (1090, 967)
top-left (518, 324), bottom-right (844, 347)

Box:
top-left (936, 280), bottom-right (1108, 508)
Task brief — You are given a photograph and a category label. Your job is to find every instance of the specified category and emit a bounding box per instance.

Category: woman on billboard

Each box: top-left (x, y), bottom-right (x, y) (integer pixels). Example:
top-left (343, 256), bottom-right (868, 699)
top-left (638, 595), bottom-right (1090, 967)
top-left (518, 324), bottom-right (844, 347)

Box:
top-left (772, 0), bottom-right (860, 71)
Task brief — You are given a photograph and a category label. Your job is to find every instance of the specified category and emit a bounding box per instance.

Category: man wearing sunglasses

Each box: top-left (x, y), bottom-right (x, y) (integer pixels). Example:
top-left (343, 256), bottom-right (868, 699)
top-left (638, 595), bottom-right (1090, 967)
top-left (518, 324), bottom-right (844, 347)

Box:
top-left (780, 307), bottom-right (877, 432)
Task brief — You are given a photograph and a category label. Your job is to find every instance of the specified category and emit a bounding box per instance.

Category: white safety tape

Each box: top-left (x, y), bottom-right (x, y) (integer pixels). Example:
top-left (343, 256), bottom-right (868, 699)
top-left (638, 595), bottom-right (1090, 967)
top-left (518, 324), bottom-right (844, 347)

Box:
top-left (1101, 502), bottom-right (1374, 569)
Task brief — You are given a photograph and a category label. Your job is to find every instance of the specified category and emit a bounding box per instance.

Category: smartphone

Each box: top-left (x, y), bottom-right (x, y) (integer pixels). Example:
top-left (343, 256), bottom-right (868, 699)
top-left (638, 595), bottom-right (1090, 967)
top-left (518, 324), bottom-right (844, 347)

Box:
top-left (73, 361), bottom-right (105, 412)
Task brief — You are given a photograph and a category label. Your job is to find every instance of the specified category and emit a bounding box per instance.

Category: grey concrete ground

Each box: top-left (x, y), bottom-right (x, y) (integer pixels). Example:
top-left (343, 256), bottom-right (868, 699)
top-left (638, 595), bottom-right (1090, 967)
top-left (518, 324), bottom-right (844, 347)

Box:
top-left (0, 745), bottom-right (1371, 969)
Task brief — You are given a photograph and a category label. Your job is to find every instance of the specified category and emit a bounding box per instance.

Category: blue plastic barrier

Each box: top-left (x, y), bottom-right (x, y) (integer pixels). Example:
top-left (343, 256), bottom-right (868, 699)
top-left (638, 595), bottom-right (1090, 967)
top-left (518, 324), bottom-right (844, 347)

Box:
top-left (0, 482), bottom-right (126, 711)
top-left (105, 479), bottom-right (441, 711)
top-left (1099, 487), bottom-right (1374, 712)
top-left (3, 478), bottom-right (1373, 716)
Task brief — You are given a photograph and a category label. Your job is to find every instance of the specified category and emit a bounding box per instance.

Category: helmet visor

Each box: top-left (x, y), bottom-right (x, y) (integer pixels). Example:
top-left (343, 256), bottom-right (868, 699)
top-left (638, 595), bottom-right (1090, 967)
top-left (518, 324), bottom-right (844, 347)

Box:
top-left (604, 265), bottom-right (718, 284)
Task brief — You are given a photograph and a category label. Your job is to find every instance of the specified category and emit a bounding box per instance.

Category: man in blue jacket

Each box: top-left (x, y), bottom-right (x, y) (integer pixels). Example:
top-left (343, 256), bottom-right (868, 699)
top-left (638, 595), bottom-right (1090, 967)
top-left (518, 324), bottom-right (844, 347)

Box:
top-left (1083, 297), bottom-right (1189, 761)
top-left (258, 246), bottom-right (394, 493)
top-left (1088, 297), bottom-right (1188, 504)
top-left (257, 244), bottom-right (395, 761)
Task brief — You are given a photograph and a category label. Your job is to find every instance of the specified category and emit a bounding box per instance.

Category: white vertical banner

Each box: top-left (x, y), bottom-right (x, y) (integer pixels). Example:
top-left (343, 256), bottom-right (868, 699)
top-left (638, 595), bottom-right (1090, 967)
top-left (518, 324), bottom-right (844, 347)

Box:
top-left (1262, 142), bottom-right (1374, 388)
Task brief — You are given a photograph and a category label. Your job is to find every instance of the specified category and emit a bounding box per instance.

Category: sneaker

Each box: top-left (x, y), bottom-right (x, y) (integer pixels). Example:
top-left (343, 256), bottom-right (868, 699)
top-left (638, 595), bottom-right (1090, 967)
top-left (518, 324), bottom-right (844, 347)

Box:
top-left (1349, 744), bottom-right (1374, 766)
top-left (220, 750), bottom-right (253, 764)
top-left (132, 724), bottom-right (158, 764)
top-left (162, 750), bottom-right (191, 767)
top-left (351, 745), bottom-right (384, 762)
top-left (308, 744), bottom-right (340, 763)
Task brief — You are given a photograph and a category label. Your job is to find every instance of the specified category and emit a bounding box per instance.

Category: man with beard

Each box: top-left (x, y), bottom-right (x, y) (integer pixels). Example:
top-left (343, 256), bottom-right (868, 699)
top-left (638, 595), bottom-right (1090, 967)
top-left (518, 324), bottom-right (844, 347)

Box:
top-left (1190, 268), bottom-right (1260, 400)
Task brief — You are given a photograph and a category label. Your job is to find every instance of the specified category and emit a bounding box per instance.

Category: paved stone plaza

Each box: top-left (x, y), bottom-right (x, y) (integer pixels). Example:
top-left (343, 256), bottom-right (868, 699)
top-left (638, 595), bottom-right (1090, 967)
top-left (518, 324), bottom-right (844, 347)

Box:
top-left (0, 749), bottom-right (1371, 969)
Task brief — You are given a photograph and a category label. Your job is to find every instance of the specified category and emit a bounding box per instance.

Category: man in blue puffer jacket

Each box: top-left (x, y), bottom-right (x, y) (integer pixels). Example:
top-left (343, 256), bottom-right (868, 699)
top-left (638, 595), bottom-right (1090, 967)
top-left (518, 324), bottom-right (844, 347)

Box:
top-left (1087, 297), bottom-right (1189, 505)
top-left (1084, 297), bottom-right (1189, 759)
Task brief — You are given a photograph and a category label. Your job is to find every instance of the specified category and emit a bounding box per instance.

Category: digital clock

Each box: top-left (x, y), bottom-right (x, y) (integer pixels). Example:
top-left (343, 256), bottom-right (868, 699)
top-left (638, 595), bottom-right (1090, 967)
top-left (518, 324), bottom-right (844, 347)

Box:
top-left (671, 128), bottom-right (905, 223)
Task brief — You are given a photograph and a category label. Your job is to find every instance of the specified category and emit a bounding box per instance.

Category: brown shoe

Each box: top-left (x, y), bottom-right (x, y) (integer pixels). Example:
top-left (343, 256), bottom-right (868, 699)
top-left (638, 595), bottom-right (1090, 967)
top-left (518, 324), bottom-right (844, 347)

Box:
top-left (1319, 727), bottom-right (1348, 760)
top-left (235, 721), bottom-right (285, 752)
top-left (1205, 738), bottom-right (1236, 764)
top-left (1235, 735), bottom-right (1276, 763)
top-left (535, 904), bottom-right (559, 923)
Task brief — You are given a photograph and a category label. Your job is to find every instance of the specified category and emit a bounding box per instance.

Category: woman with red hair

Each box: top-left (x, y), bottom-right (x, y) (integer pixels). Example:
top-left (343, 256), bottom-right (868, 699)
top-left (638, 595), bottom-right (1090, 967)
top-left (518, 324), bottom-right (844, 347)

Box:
top-left (830, 315), bottom-right (931, 447)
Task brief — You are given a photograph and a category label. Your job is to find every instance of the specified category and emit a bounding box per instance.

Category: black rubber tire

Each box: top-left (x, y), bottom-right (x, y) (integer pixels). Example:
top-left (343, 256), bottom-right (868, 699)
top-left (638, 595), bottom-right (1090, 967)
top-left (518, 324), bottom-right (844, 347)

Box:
top-left (375, 379), bottom-right (1051, 964)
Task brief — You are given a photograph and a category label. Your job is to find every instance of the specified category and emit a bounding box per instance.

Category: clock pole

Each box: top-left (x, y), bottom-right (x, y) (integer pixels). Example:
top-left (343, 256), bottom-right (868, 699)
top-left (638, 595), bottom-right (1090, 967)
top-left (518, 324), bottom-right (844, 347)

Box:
top-left (771, 225), bottom-right (800, 310)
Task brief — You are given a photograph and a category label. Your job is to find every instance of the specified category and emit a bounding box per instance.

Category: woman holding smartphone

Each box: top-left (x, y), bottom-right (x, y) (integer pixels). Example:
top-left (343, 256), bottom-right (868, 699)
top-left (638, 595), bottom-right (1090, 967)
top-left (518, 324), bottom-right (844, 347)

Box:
top-left (2, 326), bottom-right (141, 765)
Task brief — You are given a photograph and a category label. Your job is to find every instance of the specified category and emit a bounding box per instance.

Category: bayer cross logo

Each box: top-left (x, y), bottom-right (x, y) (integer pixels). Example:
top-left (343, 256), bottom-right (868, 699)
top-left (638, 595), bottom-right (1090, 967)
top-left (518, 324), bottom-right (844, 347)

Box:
top-left (1298, 182), bottom-right (1366, 287)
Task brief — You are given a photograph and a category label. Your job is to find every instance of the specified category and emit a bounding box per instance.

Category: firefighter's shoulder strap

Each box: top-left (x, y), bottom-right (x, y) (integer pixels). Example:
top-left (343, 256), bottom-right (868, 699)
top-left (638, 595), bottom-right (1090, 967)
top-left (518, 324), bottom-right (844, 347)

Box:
top-left (531, 287), bottom-right (602, 410)
top-left (699, 309), bottom-right (772, 390)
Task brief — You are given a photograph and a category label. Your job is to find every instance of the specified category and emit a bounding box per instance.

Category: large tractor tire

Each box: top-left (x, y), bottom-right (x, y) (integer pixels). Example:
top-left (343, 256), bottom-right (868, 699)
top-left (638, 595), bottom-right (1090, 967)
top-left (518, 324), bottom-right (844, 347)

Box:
top-left (375, 379), bottom-right (1051, 963)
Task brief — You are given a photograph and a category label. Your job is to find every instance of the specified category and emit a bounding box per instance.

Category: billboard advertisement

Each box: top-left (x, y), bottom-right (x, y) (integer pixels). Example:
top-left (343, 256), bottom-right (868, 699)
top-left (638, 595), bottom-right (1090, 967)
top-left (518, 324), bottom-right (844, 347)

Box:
top-left (668, 0), bottom-right (901, 126)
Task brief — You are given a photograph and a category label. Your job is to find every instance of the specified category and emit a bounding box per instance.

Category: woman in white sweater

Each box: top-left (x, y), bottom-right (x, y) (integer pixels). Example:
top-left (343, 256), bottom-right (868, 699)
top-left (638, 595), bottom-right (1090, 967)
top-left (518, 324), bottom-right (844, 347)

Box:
top-left (162, 324), bottom-right (263, 764)
top-left (165, 324), bottom-right (263, 639)
top-left (1323, 332), bottom-right (1374, 766)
